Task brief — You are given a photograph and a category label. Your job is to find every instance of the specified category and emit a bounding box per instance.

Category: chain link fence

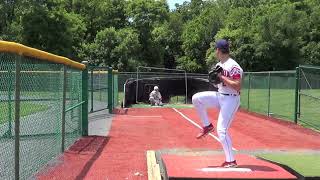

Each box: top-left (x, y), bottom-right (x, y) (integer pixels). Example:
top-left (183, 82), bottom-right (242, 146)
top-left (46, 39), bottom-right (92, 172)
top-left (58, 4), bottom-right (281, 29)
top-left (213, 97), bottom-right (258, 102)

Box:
top-left (241, 66), bottom-right (320, 130)
top-left (0, 41), bottom-right (87, 179)
top-left (297, 65), bottom-right (320, 130)
top-left (88, 67), bottom-right (118, 113)
top-left (88, 67), bottom-right (108, 113)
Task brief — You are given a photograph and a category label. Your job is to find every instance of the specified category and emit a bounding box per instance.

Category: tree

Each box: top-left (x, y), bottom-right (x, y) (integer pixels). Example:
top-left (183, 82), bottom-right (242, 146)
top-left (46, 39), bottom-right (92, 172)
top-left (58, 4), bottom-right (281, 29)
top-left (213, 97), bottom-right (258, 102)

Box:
top-left (21, 6), bottom-right (86, 59)
top-left (126, 0), bottom-right (169, 66)
top-left (69, 0), bottom-right (127, 41)
top-left (179, 3), bottom-right (224, 72)
top-left (213, 6), bottom-right (256, 71)
top-left (253, 1), bottom-right (309, 70)
top-left (300, 0), bottom-right (320, 65)
top-left (83, 27), bottom-right (141, 71)
top-left (113, 28), bottom-right (141, 71)
top-left (174, 0), bottom-right (206, 22)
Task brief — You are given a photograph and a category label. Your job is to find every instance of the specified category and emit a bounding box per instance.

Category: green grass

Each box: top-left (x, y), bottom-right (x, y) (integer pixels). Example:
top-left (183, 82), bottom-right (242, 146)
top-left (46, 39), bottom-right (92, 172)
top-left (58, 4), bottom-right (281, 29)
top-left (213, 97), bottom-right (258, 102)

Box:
top-left (0, 102), bottom-right (49, 124)
top-left (118, 92), bottom-right (124, 106)
top-left (169, 95), bottom-right (186, 104)
top-left (126, 95), bottom-right (192, 108)
top-left (241, 88), bottom-right (320, 130)
top-left (257, 152), bottom-right (320, 177)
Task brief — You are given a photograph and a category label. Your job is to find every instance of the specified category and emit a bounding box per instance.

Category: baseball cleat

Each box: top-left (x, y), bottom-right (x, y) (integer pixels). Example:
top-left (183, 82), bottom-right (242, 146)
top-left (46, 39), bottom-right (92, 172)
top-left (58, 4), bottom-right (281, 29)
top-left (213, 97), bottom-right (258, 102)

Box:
top-left (221, 160), bottom-right (238, 168)
top-left (196, 124), bottom-right (214, 139)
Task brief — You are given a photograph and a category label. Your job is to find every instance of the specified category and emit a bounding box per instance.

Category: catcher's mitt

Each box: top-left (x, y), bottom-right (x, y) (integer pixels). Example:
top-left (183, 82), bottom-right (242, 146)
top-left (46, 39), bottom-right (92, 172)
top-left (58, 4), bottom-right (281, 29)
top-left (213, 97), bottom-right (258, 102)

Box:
top-left (208, 65), bottom-right (223, 84)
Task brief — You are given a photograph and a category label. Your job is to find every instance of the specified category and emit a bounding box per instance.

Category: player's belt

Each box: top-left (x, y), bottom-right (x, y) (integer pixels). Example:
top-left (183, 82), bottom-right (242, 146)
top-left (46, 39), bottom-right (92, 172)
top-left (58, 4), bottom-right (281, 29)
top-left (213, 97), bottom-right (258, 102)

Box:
top-left (220, 93), bottom-right (239, 96)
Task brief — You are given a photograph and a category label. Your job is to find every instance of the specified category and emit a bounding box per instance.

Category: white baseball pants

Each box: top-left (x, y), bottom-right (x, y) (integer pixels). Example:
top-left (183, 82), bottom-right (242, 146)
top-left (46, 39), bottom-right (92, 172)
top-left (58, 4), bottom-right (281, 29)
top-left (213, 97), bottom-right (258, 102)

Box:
top-left (192, 91), bottom-right (240, 162)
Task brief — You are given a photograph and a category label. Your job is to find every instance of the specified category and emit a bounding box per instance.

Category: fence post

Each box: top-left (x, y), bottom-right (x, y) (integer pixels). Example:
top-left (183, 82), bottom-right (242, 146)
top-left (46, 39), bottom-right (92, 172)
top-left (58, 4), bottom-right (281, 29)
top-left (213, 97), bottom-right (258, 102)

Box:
top-left (185, 71), bottom-right (188, 104)
top-left (108, 67), bottom-right (113, 113)
top-left (81, 61), bottom-right (89, 136)
top-left (136, 67), bottom-right (139, 103)
top-left (90, 67), bottom-right (94, 112)
top-left (267, 72), bottom-right (271, 116)
top-left (294, 66), bottom-right (300, 123)
top-left (61, 65), bottom-right (67, 152)
top-left (14, 57), bottom-right (21, 180)
top-left (247, 73), bottom-right (251, 110)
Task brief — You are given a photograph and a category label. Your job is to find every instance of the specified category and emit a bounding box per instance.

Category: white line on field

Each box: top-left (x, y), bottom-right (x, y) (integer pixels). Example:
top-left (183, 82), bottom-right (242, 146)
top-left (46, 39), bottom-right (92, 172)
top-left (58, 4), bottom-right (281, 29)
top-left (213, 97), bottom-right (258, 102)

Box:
top-left (124, 115), bottom-right (162, 118)
top-left (172, 108), bottom-right (237, 151)
top-left (199, 167), bottom-right (251, 172)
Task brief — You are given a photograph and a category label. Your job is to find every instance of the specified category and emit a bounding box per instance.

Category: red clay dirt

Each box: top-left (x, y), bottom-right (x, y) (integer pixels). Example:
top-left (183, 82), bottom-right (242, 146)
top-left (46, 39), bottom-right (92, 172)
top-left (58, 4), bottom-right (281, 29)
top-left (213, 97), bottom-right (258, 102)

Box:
top-left (37, 108), bottom-right (320, 180)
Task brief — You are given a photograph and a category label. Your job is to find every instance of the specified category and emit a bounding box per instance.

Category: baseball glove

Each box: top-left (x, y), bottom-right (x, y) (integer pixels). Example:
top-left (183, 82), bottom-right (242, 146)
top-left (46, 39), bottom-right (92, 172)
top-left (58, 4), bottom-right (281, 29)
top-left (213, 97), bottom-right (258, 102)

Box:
top-left (208, 65), bottom-right (223, 84)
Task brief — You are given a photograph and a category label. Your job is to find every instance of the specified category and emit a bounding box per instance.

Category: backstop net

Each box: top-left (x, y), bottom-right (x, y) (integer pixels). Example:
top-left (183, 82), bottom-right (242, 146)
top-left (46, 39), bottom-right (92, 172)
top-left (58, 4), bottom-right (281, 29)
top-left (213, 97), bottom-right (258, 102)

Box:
top-left (136, 66), bottom-right (188, 104)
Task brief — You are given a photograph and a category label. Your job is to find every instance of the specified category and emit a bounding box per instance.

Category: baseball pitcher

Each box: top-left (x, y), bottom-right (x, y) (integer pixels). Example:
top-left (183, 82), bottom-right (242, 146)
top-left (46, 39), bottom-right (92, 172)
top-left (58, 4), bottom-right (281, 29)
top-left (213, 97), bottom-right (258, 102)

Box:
top-left (192, 39), bottom-right (243, 168)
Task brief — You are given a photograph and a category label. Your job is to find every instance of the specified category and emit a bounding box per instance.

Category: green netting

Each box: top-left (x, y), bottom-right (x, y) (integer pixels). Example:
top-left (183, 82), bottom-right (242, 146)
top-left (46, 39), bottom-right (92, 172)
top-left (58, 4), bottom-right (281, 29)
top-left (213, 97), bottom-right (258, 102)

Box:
top-left (19, 57), bottom-right (64, 180)
top-left (298, 66), bottom-right (320, 130)
top-left (117, 72), bottom-right (137, 107)
top-left (117, 71), bottom-right (208, 106)
top-left (240, 73), bottom-right (249, 109)
top-left (269, 73), bottom-right (295, 120)
top-left (88, 67), bottom-right (108, 113)
top-left (0, 52), bottom-right (84, 179)
top-left (0, 53), bottom-right (16, 180)
top-left (241, 71), bottom-right (296, 121)
top-left (65, 68), bottom-right (82, 149)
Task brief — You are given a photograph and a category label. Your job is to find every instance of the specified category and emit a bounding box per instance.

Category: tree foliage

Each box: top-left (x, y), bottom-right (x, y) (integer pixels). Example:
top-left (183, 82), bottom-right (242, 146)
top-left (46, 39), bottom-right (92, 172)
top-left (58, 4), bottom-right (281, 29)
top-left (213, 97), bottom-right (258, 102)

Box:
top-left (1, 0), bottom-right (320, 72)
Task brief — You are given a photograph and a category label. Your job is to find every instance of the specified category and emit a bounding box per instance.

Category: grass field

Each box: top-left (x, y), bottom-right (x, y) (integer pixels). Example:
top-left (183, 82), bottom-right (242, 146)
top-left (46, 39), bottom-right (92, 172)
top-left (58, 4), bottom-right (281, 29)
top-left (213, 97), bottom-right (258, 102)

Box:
top-left (258, 152), bottom-right (320, 178)
top-left (0, 102), bottom-right (49, 124)
top-left (241, 88), bottom-right (320, 130)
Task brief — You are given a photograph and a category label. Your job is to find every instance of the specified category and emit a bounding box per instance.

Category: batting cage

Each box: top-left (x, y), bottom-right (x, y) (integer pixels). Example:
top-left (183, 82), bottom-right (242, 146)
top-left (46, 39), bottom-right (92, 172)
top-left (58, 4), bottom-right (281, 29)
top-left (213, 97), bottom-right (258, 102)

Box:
top-left (117, 66), bottom-right (215, 107)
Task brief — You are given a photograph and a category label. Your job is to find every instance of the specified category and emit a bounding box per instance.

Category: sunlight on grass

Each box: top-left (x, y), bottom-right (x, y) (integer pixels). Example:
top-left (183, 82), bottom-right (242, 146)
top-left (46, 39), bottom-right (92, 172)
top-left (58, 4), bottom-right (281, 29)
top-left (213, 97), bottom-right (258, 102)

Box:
top-left (0, 102), bottom-right (49, 124)
top-left (258, 153), bottom-right (320, 177)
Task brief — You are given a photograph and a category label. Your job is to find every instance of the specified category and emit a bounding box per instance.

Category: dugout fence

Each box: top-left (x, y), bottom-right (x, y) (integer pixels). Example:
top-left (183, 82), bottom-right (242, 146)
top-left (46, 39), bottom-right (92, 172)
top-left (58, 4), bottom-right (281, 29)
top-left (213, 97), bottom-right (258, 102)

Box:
top-left (0, 41), bottom-right (89, 180)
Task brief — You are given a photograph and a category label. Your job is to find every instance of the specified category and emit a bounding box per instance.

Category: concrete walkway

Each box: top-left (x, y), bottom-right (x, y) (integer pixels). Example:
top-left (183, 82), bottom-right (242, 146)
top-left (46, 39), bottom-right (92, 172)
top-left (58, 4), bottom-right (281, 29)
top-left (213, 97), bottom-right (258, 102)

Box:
top-left (88, 109), bottom-right (113, 136)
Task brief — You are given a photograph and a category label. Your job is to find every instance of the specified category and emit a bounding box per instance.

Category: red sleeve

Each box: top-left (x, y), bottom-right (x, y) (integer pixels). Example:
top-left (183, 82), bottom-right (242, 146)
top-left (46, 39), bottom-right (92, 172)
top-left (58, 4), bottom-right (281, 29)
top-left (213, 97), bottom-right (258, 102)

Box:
top-left (230, 66), bottom-right (242, 80)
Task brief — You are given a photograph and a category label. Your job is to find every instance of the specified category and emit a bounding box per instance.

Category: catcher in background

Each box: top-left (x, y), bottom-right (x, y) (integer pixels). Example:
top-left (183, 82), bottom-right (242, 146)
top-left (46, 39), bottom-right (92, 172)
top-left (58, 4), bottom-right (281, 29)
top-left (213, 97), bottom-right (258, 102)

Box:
top-left (149, 86), bottom-right (163, 106)
top-left (192, 39), bottom-right (243, 168)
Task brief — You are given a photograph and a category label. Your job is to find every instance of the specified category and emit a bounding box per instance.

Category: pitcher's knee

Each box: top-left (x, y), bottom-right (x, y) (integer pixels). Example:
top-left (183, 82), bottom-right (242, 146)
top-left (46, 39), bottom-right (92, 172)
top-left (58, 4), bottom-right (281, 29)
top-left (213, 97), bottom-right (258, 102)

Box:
top-left (192, 93), bottom-right (200, 105)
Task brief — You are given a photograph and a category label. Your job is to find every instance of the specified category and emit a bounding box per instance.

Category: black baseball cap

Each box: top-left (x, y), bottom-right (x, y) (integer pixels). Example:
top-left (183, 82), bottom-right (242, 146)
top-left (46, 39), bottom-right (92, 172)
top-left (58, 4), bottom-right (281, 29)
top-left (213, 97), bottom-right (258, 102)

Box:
top-left (215, 39), bottom-right (229, 52)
